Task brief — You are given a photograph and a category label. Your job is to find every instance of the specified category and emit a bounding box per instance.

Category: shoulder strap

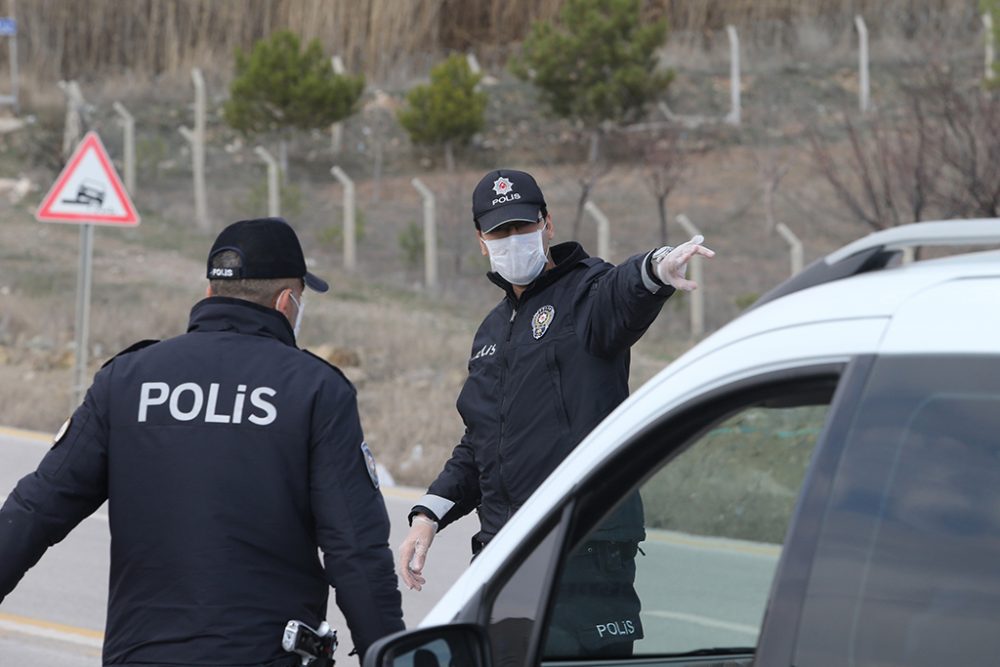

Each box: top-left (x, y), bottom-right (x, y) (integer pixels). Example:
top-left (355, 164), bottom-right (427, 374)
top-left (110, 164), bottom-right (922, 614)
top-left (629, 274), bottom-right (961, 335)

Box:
top-left (100, 339), bottom-right (160, 369)
top-left (302, 349), bottom-right (357, 392)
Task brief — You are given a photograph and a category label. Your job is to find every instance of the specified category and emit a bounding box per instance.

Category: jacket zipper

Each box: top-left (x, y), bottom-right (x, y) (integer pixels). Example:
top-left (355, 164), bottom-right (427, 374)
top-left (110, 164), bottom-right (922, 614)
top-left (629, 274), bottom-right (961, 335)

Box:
top-left (497, 302), bottom-right (517, 520)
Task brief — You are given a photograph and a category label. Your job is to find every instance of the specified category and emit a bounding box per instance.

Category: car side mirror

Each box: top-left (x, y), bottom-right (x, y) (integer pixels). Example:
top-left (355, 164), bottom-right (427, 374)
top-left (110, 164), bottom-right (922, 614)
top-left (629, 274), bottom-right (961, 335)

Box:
top-left (364, 623), bottom-right (491, 667)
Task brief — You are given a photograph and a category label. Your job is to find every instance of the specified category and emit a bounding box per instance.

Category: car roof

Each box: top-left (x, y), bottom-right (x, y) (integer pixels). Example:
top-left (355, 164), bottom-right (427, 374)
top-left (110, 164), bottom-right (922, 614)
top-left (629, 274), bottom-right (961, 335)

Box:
top-left (751, 218), bottom-right (1000, 309)
top-left (421, 220), bottom-right (1000, 626)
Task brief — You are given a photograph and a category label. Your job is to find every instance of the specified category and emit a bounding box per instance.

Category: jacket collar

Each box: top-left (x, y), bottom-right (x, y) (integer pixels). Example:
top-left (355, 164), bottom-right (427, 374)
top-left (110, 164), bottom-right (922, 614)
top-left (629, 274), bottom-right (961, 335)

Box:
top-left (488, 241), bottom-right (590, 302)
top-left (187, 296), bottom-right (296, 347)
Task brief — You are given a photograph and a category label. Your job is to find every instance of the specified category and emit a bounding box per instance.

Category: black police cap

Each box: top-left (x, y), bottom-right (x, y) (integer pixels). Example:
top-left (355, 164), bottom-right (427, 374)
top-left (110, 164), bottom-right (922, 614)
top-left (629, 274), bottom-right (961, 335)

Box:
top-left (207, 217), bottom-right (329, 292)
top-left (472, 169), bottom-right (547, 234)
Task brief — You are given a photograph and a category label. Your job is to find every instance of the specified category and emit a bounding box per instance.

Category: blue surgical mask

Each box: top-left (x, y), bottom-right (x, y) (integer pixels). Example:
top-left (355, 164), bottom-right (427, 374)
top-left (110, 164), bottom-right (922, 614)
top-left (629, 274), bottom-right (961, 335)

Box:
top-left (482, 226), bottom-right (548, 285)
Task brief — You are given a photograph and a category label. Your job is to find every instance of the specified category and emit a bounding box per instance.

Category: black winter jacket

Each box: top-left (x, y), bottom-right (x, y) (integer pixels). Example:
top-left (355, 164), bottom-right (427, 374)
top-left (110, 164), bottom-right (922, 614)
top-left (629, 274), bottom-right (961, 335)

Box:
top-left (0, 297), bottom-right (404, 666)
top-left (413, 242), bottom-right (674, 547)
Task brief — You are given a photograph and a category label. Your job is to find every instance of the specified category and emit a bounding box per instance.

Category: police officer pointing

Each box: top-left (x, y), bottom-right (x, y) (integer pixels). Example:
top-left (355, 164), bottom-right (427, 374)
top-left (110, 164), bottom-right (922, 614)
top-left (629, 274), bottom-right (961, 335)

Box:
top-left (0, 217), bottom-right (404, 665)
top-left (398, 169), bottom-right (715, 657)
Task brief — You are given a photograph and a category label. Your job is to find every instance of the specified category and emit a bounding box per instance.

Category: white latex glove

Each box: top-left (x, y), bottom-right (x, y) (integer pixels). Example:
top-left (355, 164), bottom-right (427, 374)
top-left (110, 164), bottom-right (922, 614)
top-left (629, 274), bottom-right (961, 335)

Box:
top-left (398, 514), bottom-right (438, 591)
top-left (655, 234), bottom-right (716, 291)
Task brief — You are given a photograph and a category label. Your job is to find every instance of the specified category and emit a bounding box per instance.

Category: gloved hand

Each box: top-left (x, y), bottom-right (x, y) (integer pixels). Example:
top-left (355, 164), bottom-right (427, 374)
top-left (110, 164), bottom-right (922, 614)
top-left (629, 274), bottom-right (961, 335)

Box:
top-left (655, 234), bottom-right (716, 291)
top-left (398, 514), bottom-right (438, 591)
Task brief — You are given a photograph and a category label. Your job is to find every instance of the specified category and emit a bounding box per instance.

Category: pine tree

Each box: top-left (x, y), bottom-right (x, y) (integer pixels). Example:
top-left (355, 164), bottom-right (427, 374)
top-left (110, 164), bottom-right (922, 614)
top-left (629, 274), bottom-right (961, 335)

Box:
top-left (398, 54), bottom-right (487, 171)
top-left (223, 30), bottom-right (364, 171)
top-left (511, 0), bottom-right (673, 236)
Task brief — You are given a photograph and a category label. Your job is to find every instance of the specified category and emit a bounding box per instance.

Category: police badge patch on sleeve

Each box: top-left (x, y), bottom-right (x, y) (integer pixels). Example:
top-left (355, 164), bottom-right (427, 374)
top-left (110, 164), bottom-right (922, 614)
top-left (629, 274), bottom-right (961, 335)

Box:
top-left (361, 441), bottom-right (380, 489)
top-left (51, 417), bottom-right (72, 449)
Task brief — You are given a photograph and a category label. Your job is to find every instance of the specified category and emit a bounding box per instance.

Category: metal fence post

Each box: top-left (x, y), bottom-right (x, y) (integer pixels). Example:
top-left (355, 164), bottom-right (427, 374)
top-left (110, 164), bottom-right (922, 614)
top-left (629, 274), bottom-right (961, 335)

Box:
top-left (179, 68), bottom-right (209, 230)
top-left (331, 166), bottom-right (356, 272)
top-left (411, 178), bottom-right (438, 289)
top-left (192, 68), bottom-right (208, 229)
top-left (58, 80), bottom-right (85, 158)
top-left (725, 25), bottom-right (741, 125)
top-left (775, 223), bottom-right (804, 276)
top-left (583, 201), bottom-right (611, 260)
top-left (330, 55), bottom-right (345, 153)
top-left (675, 214), bottom-right (706, 339)
top-left (466, 52), bottom-right (481, 74)
top-left (255, 146), bottom-right (280, 218)
top-left (112, 102), bottom-right (135, 195)
top-left (985, 13), bottom-right (996, 83)
top-left (855, 16), bottom-right (870, 112)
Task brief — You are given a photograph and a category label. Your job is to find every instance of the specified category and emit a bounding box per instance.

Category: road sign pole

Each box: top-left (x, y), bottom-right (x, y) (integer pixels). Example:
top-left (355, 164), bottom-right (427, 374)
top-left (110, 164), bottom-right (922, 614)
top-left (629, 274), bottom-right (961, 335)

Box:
top-left (72, 223), bottom-right (94, 409)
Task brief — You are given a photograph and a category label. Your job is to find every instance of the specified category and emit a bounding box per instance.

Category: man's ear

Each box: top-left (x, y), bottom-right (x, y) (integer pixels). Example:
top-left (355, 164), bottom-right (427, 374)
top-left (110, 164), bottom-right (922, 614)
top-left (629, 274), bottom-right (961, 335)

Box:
top-left (205, 284), bottom-right (213, 298)
top-left (477, 231), bottom-right (488, 257)
top-left (543, 213), bottom-right (555, 241)
top-left (274, 288), bottom-right (296, 325)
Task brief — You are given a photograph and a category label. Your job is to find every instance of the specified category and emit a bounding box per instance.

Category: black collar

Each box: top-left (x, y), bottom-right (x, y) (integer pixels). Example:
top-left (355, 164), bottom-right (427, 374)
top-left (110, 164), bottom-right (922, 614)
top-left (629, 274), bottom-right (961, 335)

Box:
top-left (488, 241), bottom-right (591, 302)
top-left (187, 296), bottom-right (296, 346)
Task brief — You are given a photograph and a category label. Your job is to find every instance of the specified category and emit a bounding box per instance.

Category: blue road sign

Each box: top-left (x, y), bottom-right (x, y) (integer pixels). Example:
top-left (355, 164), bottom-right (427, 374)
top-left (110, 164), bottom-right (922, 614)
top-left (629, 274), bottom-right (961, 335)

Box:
top-left (0, 18), bottom-right (16, 36)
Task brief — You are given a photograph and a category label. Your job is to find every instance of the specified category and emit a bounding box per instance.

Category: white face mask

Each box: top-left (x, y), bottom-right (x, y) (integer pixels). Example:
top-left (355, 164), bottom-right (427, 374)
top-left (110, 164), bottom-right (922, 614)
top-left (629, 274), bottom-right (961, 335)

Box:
top-left (288, 291), bottom-right (306, 339)
top-left (482, 226), bottom-right (548, 286)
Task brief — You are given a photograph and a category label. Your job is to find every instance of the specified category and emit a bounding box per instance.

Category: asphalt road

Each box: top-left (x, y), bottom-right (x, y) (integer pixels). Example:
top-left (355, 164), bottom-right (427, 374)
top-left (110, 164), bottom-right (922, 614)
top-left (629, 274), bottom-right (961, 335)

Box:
top-left (0, 426), bottom-right (479, 665)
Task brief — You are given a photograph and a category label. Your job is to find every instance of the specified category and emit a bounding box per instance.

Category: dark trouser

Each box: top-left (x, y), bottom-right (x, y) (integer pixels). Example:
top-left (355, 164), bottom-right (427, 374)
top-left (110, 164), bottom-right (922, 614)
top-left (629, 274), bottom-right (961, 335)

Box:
top-left (542, 541), bottom-right (643, 659)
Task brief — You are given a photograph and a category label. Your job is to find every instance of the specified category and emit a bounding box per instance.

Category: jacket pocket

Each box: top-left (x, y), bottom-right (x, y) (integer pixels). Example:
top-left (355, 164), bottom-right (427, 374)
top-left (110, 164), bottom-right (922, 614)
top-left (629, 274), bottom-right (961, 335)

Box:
top-left (545, 346), bottom-right (572, 432)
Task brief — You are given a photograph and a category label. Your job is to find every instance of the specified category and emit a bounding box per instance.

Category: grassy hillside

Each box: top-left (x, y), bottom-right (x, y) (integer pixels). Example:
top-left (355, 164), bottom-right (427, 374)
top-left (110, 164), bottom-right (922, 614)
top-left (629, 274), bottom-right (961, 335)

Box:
top-left (0, 4), bottom-right (990, 487)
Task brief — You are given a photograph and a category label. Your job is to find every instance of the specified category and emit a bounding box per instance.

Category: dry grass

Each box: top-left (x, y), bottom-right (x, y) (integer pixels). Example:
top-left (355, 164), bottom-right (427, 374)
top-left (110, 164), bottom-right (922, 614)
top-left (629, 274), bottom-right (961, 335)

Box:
top-left (3, 0), bottom-right (977, 85)
top-left (0, 138), bottom-right (855, 486)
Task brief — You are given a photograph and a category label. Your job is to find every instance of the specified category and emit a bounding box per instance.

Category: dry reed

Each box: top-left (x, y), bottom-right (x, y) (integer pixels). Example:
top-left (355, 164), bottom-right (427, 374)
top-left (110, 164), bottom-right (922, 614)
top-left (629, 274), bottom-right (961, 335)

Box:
top-left (6, 0), bottom-right (976, 84)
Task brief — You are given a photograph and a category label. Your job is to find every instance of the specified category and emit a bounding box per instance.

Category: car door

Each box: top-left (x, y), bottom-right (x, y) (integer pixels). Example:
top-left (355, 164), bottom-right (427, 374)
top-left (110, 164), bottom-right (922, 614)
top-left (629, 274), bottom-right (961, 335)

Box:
top-left (367, 358), bottom-right (871, 667)
top-left (777, 354), bottom-right (1000, 667)
top-left (522, 362), bottom-right (860, 667)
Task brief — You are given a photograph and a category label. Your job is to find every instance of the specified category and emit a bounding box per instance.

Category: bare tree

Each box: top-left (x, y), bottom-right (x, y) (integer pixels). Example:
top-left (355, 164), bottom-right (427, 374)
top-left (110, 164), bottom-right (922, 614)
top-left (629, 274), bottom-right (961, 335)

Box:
top-left (931, 77), bottom-right (1000, 218)
top-left (565, 158), bottom-right (612, 240)
top-left (635, 128), bottom-right (689, 245)
top-left (808, 97), bottom-right (943, 231)
top-left (890, 90), bottom-right (938, 223)
top-left (809, 65), bottom-right (1000, 232)
top-left (754, 148), bottom-right (790, 234)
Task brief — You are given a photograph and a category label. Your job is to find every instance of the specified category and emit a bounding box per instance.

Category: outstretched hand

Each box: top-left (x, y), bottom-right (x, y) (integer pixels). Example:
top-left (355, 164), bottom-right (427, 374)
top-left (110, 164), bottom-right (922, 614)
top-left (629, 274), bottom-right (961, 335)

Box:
top-left (397, 514), bottom-right (438, 591)
top-left (655, 234), bottom-right (716, 291)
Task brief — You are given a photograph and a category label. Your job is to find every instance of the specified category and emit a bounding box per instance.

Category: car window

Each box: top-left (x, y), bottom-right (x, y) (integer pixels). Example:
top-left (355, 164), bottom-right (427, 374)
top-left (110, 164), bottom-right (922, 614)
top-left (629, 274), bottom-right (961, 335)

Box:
top-left (487, 511), bottom-right (568, 666)
top-left (792, 356), bottom-right (1000, 667)
top-left (540, 390), bottom-right (835, 661)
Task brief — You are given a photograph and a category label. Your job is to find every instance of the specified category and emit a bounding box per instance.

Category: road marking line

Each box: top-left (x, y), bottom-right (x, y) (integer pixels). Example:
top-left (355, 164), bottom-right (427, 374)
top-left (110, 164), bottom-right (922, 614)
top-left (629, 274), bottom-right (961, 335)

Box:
top-left (644, 530), bottom-right (781, 558)
top-left (0, 426), bottom-right (52, 444)
top-left (0, 612), bottom-right (104, 648)
top-left (642, 609), bottom-right (758, 636)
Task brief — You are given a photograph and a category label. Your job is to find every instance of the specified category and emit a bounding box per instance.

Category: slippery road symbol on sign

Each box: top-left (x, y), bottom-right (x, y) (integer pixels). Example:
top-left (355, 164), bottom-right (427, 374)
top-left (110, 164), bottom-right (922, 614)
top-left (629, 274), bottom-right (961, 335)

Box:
top-left (62, 178), bottom-right (106, 207)
top-left (36, 131), bottom-right (140, 226)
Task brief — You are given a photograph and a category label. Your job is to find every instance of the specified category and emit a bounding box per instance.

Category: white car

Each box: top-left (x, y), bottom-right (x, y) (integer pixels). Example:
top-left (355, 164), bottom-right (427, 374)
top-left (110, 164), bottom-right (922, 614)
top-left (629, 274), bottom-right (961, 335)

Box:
top-left (367, 219), bottom-right (1000, 667)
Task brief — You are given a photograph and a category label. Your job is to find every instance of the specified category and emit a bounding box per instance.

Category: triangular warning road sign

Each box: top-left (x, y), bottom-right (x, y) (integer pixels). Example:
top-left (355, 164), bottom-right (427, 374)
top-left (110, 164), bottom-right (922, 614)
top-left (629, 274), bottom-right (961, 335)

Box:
top-left (36, 131), bottom-right (140, 226)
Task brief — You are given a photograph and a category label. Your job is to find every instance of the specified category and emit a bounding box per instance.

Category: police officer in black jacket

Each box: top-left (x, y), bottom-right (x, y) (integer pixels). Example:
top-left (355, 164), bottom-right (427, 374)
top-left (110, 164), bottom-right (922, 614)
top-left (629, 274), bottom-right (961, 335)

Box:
top-left (397, 170), bottom-right (714, 657)
top-left (0, 217), bottom-right (404, 666)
